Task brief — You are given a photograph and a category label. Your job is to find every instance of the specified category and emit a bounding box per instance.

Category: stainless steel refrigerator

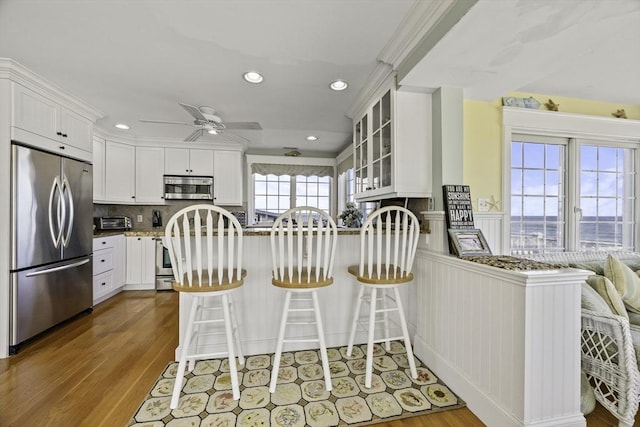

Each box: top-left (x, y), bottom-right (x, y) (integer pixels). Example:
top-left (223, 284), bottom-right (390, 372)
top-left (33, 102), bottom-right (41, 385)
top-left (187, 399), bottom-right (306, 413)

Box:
top-left (10, 143), bottom-right (93, 353)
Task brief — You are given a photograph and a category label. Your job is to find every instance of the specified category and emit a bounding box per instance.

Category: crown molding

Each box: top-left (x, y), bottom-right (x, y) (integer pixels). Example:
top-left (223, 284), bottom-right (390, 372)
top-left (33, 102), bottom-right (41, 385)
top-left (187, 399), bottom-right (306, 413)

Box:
top-left (94, 126), bottom-right (245, 151)
top-left (377, 0), bottom-right (458, 69)
top-left (0, 57), bottom-right (104, 121)
top-left (347, 0), bottom-right (466, 120)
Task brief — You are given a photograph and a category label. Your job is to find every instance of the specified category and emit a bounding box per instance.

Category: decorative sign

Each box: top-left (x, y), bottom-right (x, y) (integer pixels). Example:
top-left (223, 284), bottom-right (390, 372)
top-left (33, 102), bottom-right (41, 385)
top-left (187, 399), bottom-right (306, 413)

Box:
top-left (443, 185), bottom-right (474, 229)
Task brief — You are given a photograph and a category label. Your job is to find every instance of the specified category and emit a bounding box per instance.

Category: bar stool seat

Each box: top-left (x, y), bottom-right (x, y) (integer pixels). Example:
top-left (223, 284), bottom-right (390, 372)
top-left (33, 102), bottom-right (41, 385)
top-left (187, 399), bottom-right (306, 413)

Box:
top-left (269, 206), bottom-right (337, 393)
top-left (164, 204), bottom-right (246, 409)
top-left (346, 206), bottom-right (420, 389)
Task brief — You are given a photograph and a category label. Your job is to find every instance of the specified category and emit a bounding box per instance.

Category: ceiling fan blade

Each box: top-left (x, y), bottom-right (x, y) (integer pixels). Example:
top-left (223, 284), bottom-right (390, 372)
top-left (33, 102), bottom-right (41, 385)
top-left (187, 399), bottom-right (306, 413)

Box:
top-left (184, 128), bottom-right (204, 142)
top-left (139, 119), bottom-right (192, 125)
top-left (219, 131), bottom-right (250, 144)
top-left (223, 121), bottom-right (263, 130)
top-left (179, 102), bottom-right (207, 121)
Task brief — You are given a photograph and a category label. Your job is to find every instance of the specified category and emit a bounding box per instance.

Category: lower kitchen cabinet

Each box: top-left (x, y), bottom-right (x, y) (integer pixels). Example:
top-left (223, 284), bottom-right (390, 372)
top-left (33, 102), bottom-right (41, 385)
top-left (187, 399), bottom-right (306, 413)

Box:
top-left (125, 236), bottom-right (155, 290)
top-left (92, 234), bottom-right (126, 304)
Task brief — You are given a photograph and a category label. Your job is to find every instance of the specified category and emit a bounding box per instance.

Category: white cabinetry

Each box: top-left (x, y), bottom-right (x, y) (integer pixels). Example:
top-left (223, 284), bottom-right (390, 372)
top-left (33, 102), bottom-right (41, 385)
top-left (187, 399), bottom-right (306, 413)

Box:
top-left (93, 136), bottom-right (106, 202)
top-left (213, 150), bottom-right (243, 206)
top-left (125, 236), bottom-right (155, 290)
top-left (135, 146), bottom-right (165, 204)
top-left (104, 140), bottom-right (135, 203)
top-left (165, 148), bottom-right (214, 176)
top-left (353, 77), bottom-right (431, 201)
top-left (92, 235), bottom-right (125, 304)
top-left (11, 82), bottom-right (93, 161)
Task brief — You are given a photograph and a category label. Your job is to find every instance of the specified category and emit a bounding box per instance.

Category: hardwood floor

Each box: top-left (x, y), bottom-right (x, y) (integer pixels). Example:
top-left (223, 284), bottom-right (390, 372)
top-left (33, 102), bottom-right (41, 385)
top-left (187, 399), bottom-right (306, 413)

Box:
top-left (0, 290), bottom-right (629, 426)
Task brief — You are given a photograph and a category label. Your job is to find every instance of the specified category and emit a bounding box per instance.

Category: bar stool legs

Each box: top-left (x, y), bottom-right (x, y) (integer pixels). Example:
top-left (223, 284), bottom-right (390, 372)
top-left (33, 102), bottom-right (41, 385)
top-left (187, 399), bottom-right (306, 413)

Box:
top-left (346, 284), bottom-right (418, 389)
top-left (270, 289), bottom-right (332, 393)
top-left (171, 293), bottom-right (243, 409)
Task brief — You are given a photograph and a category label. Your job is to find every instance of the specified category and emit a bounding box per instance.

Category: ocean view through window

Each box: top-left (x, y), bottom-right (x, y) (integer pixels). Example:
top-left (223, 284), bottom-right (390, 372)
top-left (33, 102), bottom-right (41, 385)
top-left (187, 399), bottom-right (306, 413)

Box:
top-left (510, 136), bottom-right (636, 254)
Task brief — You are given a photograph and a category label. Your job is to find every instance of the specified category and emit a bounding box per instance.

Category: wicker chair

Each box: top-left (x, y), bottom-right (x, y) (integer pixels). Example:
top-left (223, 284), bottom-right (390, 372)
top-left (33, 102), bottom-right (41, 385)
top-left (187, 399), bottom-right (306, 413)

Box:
top-left (525, 251), bottom-right (640, 426)
top-left (581, 310), bottom-right (640, 426)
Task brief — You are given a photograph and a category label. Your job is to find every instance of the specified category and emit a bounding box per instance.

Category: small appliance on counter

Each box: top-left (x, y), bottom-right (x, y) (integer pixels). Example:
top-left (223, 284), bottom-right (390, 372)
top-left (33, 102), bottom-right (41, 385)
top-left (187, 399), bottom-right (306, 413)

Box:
top-left (94, 216), bottom-right (132, 231)
top-left (152, 210), bottom-right (162, 228)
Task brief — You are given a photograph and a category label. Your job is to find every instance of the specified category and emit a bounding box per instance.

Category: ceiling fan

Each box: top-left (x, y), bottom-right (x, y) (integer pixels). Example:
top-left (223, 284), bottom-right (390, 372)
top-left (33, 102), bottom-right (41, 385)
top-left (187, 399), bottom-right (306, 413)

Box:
top-left (140, 102), bottom-right (262, 142)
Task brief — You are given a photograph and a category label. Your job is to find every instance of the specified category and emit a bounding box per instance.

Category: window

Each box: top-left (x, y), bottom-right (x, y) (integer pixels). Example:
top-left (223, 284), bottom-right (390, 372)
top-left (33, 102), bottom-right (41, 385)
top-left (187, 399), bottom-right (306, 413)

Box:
top-left (253, 173), bottom-right (331, 224)
top-left (510, 135), bottom-right (636, 254)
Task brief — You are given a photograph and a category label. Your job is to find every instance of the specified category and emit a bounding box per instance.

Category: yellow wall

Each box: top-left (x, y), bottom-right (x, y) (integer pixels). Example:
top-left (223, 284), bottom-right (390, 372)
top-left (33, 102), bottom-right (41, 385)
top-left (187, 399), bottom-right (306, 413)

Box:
top-left (463, 93), bottom-right (640, 210)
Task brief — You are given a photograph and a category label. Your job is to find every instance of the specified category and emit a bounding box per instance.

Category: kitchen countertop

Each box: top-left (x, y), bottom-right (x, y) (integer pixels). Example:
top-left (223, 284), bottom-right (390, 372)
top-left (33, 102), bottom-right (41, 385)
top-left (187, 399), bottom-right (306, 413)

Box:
top-left (94, 227), bottom-right (366, 238)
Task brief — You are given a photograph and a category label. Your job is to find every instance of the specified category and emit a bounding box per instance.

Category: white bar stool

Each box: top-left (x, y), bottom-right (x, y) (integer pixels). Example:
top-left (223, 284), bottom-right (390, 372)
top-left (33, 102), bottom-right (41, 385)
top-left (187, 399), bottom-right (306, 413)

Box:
top-left (346, 206), bottom-right (419, 388)
top-left (164, 204), bottom-right (246, 409)
top-left (269, 206), bottom-right (337, 393)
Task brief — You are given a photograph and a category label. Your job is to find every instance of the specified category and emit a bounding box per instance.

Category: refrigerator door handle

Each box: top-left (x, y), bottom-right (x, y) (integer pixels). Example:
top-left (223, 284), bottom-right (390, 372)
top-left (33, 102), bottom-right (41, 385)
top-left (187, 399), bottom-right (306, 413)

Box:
top-left (61, 175), bottom-right (74, 248)
top-left (48, 176), bottom-right (63, 248)
top-left (25, 258), bottom-right (91, 277)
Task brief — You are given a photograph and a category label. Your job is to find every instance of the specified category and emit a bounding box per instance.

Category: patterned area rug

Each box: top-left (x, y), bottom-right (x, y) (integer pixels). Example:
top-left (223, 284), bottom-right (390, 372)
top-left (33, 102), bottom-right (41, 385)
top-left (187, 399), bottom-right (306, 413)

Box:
top-left (128, 342), bottom-right (465, 426)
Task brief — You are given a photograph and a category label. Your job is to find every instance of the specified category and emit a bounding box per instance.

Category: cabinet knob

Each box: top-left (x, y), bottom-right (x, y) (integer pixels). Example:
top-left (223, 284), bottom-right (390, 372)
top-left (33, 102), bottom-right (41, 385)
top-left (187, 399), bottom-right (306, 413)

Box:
top-left (59, 146), bottom-right (65, 150)
top-left (101, 282), bottom-right (106, 286)
top-left (56, 131), bottom-right (62, 136)
top-left (131, 196), bottom-right (135, 199)
top-left (102, 241), bottom-right (106, 245)
top-left (137, 238), bottom-right (141, 240)
top-left (62, 134), bottom-right (68, 138)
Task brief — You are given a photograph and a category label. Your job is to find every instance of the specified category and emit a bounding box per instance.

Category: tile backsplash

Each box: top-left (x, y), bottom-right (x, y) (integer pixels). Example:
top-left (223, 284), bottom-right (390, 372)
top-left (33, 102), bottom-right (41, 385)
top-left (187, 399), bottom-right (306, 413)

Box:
top-left (94, 202), bottom-right (246, 231)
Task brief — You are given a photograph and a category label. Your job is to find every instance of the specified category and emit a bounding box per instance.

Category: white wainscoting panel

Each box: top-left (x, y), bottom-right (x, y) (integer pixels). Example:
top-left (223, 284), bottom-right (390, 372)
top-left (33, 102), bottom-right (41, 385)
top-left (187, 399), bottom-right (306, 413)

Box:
top-left (176, 233), bottom-right (418, 358)
top-left (414, 250), bottom-right (589, 427)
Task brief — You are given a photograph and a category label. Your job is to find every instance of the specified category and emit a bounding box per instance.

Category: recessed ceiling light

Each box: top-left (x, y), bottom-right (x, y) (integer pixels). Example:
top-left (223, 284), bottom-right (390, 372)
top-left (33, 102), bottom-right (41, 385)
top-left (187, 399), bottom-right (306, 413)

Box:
top-left (114, 123), bottom-right (130, 130)
top-left (329, 79), bottom-right (348, 91)
top-left (243, 71), bottom-right (264, 84)
top-left (306, 135), bottom-right (318, 141)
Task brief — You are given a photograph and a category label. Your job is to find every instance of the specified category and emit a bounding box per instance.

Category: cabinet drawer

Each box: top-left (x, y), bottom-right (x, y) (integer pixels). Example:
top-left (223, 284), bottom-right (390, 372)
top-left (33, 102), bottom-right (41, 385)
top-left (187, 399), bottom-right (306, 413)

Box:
top-left (93, 248), bottom-right (114, 275)
top-left (93, 236), bottom-right (116, 251)
top-left (93, 270), bottom-right (113, 298)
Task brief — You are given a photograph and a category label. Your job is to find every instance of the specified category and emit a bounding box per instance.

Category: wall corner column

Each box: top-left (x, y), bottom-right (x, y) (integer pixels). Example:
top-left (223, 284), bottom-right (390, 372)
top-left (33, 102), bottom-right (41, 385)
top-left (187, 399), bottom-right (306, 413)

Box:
top-left (432, 87), bottom-right (463, 211)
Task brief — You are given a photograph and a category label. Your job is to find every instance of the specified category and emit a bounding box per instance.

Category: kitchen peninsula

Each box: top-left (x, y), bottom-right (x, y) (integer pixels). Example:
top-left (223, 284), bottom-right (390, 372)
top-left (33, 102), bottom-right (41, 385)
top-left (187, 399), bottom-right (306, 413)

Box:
top-left (95, 227), bottom-right (421, 358)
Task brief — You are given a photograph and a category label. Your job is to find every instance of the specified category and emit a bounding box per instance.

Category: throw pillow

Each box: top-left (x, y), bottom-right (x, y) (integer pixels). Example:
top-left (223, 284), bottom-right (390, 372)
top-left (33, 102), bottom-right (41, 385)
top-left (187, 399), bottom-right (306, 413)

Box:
top-left (586, 275), bottom-right (628, 319)
top-left (581, 282), bottom-right (613, 314)
top-left (604, 255), bottom-right (640, 313)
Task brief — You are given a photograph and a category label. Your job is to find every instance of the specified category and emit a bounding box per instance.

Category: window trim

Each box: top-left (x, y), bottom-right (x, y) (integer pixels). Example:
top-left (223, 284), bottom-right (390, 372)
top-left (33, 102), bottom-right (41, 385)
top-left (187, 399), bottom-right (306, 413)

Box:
top-left (502, 107), bottom-right (640, 253)
top-left (246, 154), bottom-right (337, 225)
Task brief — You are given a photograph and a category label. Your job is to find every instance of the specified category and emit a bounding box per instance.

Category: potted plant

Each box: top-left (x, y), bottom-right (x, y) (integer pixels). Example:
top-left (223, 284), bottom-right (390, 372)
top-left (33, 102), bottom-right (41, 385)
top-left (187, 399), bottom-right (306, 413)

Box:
top-left (339, 202), bottom-right (363, 228)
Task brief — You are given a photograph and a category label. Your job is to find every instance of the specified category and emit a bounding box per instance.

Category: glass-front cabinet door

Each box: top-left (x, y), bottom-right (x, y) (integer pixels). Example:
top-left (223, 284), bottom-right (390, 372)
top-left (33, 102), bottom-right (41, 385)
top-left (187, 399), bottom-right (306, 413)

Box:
top-left (352, 75), bottom-right (432, 202)
top-left (354, 87), bottom-right (393, 197)
top-left (354, 115), bottom-right (368, 193)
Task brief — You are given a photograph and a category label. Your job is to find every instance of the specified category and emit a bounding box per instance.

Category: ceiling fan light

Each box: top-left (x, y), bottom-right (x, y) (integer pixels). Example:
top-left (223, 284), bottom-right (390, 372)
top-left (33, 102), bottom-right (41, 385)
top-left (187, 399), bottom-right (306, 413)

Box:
top-left (243, 71), bottom-right (264, 84)
top-left (329, 79), bottom-right (348, 91)
top-left (306, 135), bottom-right (318, 141)
top-left (208, 129), bottom-right (218, 135)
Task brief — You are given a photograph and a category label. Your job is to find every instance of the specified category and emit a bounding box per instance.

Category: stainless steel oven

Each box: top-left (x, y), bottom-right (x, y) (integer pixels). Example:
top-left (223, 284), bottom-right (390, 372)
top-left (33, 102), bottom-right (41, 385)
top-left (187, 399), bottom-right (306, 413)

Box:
top-left (155, 238), bottom-right (174, 290)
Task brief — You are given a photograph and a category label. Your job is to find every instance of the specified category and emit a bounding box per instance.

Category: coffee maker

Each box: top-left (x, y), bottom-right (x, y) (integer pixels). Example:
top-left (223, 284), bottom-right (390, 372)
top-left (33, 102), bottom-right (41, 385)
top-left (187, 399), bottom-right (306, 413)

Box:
top-left (152, 210), bottom-right (162, 228)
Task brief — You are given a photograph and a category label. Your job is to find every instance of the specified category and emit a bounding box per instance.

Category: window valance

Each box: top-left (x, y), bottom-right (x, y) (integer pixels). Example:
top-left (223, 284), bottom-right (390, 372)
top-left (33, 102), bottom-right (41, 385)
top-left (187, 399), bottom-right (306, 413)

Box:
top-left (251, 163), bottom-right (334, 177)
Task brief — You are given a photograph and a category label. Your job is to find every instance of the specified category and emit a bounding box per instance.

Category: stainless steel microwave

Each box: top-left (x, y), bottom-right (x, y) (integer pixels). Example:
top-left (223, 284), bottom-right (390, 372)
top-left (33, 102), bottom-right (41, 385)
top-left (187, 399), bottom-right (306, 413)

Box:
top-left (164, 175), bottom-right (214, 200)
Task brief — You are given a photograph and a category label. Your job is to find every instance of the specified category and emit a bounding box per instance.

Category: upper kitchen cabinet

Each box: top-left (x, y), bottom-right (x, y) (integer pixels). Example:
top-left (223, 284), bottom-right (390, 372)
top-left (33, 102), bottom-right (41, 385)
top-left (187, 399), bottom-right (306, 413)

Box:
top-left (11, 82), bottom-right (94, 162)
top-left (165, 148), bottom-right (214, 176)
top-left (135, 146), bottom-right (165, 204)
top-left (213, 150), bottom-right (243, 206)
top-left (104, 140), bottom-right (135, 203)
top-left (353, 76), bottom-right (432, 201)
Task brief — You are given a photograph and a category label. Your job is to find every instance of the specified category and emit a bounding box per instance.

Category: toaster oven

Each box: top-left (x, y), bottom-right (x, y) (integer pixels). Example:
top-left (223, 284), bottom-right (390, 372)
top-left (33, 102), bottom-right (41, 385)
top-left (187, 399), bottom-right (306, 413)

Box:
top-left (94, 216), bottom-right (132, 231)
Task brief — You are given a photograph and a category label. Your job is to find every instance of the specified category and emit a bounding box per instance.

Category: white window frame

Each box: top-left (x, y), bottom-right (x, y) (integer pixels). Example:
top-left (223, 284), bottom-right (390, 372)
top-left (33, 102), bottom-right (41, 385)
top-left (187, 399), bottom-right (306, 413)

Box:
top-left (502, 107), bottom-right (640, 253)
top-left (246, 154), bottom-right (337, 225)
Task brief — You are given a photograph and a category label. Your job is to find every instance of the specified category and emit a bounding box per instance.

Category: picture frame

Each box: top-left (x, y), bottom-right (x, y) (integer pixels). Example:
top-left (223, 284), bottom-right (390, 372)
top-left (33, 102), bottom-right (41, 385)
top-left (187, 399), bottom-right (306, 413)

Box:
top-left (448, 228), bottom-right (492, 257)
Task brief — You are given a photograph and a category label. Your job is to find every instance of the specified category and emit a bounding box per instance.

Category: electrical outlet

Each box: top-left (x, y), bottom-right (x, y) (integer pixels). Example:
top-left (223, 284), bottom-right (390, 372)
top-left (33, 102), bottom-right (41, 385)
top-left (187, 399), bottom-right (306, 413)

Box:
top-left (477, 198), bottom-right (489, 212)
top-left (137, 214), bottom-right (143, 223)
